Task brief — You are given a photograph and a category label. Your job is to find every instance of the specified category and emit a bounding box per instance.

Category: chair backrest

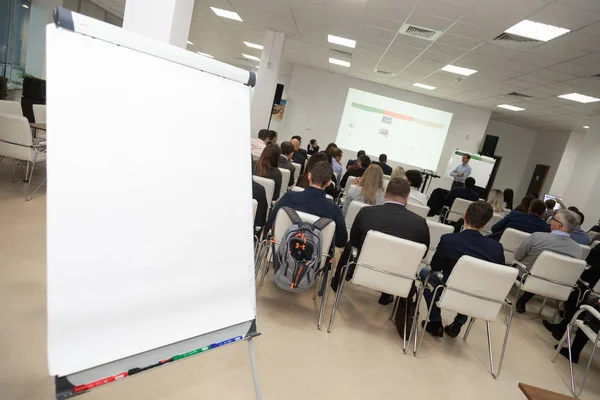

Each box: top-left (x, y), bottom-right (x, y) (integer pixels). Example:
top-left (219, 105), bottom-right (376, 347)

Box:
top-left (522, 251), bottom-right (587, 301)
top-left (353, 231), bottom-right (426, 297)
top-left (483, 213), bottom-right (504, 234)
top-left (278, 168), bottom-right (291, 198)
top-left (383, 178), bottom-right (390, 189)
top-left (587, 231), bottom-right (598, 242)
top-left (272, 208), bottom-right (335, 267)
top-left (0, 114), bottom-right (35, 161)
top-left (291, 162), bottom-right (301, 184)
top-left (345, 201), bottom-right (370, 236)
top-left (291, 186), bottom-right (304, 193)
top-left (592, 240), bottom-right (599, 249)
top-left (406, 202), bottom-right (429, 218)
top-left (343, 183), bottom-right (356, 195)
top-left (252, 176), bottom-right (275, 205)
top-left (592, 280), bottom-right (600, 294)
top-left (438, 256), bottom-right (518, 322)
top-left (32, 104), bottom-right (46, 123)
top-left (499, 228), bottom-right (531, 265)
top-left (251, 153), bottom-right (260, 162)
top-left (0, 100), bottom-right (23, 116)
top-left (448, 198), bottom-right (473, 222)
top-left (580, 245), bottom-right (591, 260)
top-left (424, 221), bottom-right (454, 265)
top-left (252, 199), bottom-right (258, 222)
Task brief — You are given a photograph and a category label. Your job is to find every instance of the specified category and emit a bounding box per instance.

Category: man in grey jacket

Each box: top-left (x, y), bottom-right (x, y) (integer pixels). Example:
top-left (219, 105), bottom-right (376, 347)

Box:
top-left (515, 209), bottom-right (583, 313)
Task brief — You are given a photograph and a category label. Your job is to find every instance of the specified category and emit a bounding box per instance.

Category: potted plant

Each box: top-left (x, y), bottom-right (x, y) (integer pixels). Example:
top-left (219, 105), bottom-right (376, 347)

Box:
top-left (0, 76), bottom-right (7, 100)
top-left (20, 73), bottom-right (46, 122)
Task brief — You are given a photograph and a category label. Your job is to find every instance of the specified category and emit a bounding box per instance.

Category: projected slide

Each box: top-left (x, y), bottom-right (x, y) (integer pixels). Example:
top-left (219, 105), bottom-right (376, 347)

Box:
top-left (335, 88), bottom-right (454, 170)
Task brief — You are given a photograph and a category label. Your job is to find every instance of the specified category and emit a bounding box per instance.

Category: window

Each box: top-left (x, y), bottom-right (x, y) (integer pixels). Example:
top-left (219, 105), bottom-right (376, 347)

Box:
top-left (0, 0), bottom-right (31, 83)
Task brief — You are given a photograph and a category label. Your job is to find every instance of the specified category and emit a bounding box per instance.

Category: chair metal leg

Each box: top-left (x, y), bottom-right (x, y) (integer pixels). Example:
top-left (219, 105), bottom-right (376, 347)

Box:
top-left (12, 158), bottom-right (17, 183)
top-left (389, 297), bottom-right (399, 321)
top-left (494, 305), bottom-right (514, 379)
top-left (258, 247), bottom-right (271, 287)
top-left (486, 321), bottom-right (495, 377)
top-left (27, 176), bottom-right (46, 201)
top-left (24, 157), bottom-right (36, 201)
top-left (573, 332), bottom-right (600, 398)
top-left (463, 318), bottom-right (475, 342)
top-left (318, 266), bottom-right (332, 330)
top-left (537, 297), bottom-right (548, 317)
top-left (415, 285), bottom-right (444, 356)
top-left (327, 264), bottom-right (349, 333)
top-left (409, 283), bottom-right (426, 355)
top-left (551, 300), bottom-right (561, 323)
top-left (312, 273), bottom-right (320, 301)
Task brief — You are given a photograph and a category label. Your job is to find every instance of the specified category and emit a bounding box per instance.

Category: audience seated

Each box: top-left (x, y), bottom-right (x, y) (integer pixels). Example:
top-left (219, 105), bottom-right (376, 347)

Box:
top-left (267, 161), bottom-right (347, 247)
top-left (590, 219), bottom-right (600, 234)
top-left (267, 130), bottom-right (278, 144)
top-left (554, 299), bottom-right (600, 364)
top-left (372, 154), bottom-right (393, 175)
top-left (487, 189), bottom-right (505, 214)
top-left (296, 152), bottom-right (338, 199)
top-left (391, 166), bottom-right (405, 180)
top-left (340, 155), bottom-right (371, 188)
top-left (331, 178), bottom-right (430, 305)
top-left (504, 188), bottom-right (514, 211)
top-left (488, 199), bottom-right (550, 241)
top-left (342, 164), bottom-right (385, 217)
top-left (325, 143), bottom-right (337, 155)
top-left (252, 181), bottom-right (268, 228)
top-left (513, 209), bottom-right (583, 313)
top-left (252, 144), bottom-right (283, 202)
top-left (569, 208), bottom-right (590, 245)
top-left (405, 169), bottom-right (427, 206)
top-left (307, 139), bottom-right (320, 155)
top-left (346, 150), bottom-right (365, 170)
top-left (331, 148), bottom-right (344, 182)
top-left (251, 129), bottom-right (270, 155)
top-left (290, 138), bottom-right (307, 174)
top-left (278, 141), bottom-right (296, 187)
top-left (516, 194), bottom-right (535, 212)
top-left (443, 177), bottom-right (479, 208)
top-left (541, 199), bottom-right (557, 221)
top-left (291, 135), bottom-right (307, 158)
top-left (420, 201), bottom-right (505, 337)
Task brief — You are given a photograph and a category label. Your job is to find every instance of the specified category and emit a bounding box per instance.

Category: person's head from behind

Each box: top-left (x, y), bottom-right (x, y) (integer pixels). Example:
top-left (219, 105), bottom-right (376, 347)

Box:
top-left (465, 177), bottom-right (476, 189)
top-left (304, 152), bottom-right (329, 175)
top-left (518, 194), bottom-right (535, 212)
top-left (528, 199), bottom-right (546, 217)
top-left (551, 209), bottom-right (580, 233)
top-left (290, 138), bottom-right (301, 151)
top-left (359, 165), bottom-right (384, 205)
top-left (379, 154), bottom-right (387, 163)
top-left (308, 161), bottom-right (333, 189)
top-left (267, 130), bottom-right (278, 144)
top-left (487, 189), bottom-right (504, 213)
top-left (391, 166), bottom-right (405, 180)
top-left (258, 129), bottom-right (269, 143)
top-left (384, 178), bottom-right (411, 205)
top-left (291, 135), bottom-right (302, 146)
top-left (464, 201), bottom-right (494, 231)
top-left (504, 188), bottom-right (514, 209)
top-left (358, 155), bottom-right (371, 168)
top-left (280, 141), bottom-right (294, 159)
top-left (325, 143), bottom-right (337, 154)
top-left (462, 154), bottom-right (471, 164)
top-left (257, 144), bottom-right (281, 177)
top-left (545, 199), bottom-right (556, 210)
top-left (404, 169), bottom-right (423, 189)
top-left (331, 148), bottom-right (343, 163)
top-left (357, 150), bottom-right (366, 159)
top-left (568, 206), bottom-right (584, 225)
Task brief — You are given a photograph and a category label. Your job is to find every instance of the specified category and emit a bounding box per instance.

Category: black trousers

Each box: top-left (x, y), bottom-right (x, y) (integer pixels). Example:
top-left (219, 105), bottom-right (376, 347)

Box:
top-left (451, 181), bottom-right (464, 189)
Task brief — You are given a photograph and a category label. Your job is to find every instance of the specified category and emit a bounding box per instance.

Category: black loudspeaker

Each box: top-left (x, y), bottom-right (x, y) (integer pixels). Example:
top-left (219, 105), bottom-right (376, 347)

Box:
top-left (273, 84), bottom-right (284, 105)
top-left (481, 135), bottom-right (499, 157)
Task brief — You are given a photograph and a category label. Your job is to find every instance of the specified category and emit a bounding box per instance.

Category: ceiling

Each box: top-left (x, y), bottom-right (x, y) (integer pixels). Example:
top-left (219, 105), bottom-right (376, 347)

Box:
top-left (89, 0), bottom-right (600, 132)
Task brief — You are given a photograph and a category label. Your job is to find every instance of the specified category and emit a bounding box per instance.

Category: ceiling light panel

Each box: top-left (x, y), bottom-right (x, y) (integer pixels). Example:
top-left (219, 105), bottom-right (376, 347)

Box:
top-left (497, 104), bottom-right (525, 111)
top-left (244, 42), bottom-right (263, 50)
top-left (242, 54), bottom-right (260, 62)
top-left (187, 40), bottom-right (194, 45)
top-left (441, 65), bottom-right (477, 76)
top-left (328, 35), bottom-right (356, 49)
top-left (210, 7), bottom-right (243, 22)
top-left (505, 20), bottom-right (570, 42)
top-left (413, 83), bottom-right (436, 90)
top-left (329, 58), bottom-right (351, 68)
top-left (558, 93), bottom-right (600, 103)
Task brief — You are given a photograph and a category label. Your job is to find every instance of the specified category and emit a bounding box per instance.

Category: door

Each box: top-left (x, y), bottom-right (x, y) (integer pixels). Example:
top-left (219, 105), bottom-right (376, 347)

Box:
top-left (526, 164), bottom-right (550, 198)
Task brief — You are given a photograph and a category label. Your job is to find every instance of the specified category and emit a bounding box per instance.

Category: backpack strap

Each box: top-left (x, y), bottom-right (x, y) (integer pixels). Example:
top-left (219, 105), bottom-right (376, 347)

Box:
top-left (312, 216), bottom-right (333, 231)
top-left (281, 206), bottom-right (303, 225)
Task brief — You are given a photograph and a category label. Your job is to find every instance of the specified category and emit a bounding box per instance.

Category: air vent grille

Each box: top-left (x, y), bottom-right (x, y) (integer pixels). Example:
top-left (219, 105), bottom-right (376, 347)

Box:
top-left (591, 73), bottom-right (600, 79)
top-left (491, 32), bottom-right (543, 50)
top-left (374, 69), bottom-right (397, 77)
top-left (398, 23), bottom-right (442, 41)
top-left (330, 48), bottom-right (353, 58)
top-left (507, 92), bottom-right (534, 98)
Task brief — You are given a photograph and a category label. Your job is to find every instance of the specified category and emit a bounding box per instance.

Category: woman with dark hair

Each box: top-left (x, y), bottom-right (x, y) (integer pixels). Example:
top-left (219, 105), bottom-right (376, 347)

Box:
top-left (503, 188), bottom-right (514, 211)
top-left (252, 144), bottom-right (282, 201)
top-left (297, 151), bottom-right (337, 198)
top-left (325, 143), bottom-right (337, 155)
top-left (516, 194), bottom-right (535, 213)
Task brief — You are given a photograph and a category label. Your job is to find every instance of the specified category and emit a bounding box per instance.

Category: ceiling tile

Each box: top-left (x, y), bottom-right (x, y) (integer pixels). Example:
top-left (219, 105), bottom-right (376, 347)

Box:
top-left (557, 0), bottom-right (600, 12)
top-left (406, 12), bottom-right (455, 31)
top-left (415, 0), bottom-right (474, 20)
top-left (366, 2), bottom-right (412, 22)
top-left (420, 50), bottom-right (456, 64)
top-left (549, 61), bottom-right (600, 77)
top-left (436, 33), bottom-right (482, 49)
top-left (364, 15), bottom-right (403, 32)
top-left (427, 42), bottom-right (469, 58)
top-left (571, 53), bottom-right (600, 67)
top-left (529, 3), bottom-right (600, 30)
top-left (551, 31), bottom-right (600, 52)
top-left (475, 0), bottom-right (550, 17)
top-left (531, 68), bottom-right (578, 82)
top-left (362, 26), bottom-right (397, 41)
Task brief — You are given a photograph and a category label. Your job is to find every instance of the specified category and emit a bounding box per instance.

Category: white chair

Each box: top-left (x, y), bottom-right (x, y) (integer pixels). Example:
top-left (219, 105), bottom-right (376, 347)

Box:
top-left (257, 209), bottom-right (336, 329)
top-left (344, 200), bottom-right (369, 237)
top-left (0, 114), bottom-right (46, 200)
top-left (406, 202), bottom-right (430, 218)
top-left (513, 251), bottom-right (587, 317)
top-left (383, 178), bottom-right (390, 190)
top-left (251, 153), bottom-right (260, 162)
top-left (483, 213), bottom-right (504, 235)
top-left (580, 245), bottom-right (591, 260)
top-left (327, 231), bottom-right (427, 353)
top-left (252, 176), bottom-right (275, 208)
top-left (443, 198), bottom-right (473, 224)
top-left (291, 162), bottom-right (301, 185)
top-left (591, 240), bottom-right (599, 249)
top-left (416, 256), bottom-right (518, 378)
top-left (0, 100), bottom-right (23, 116)
top-left (252, 199), bottom-right (258, 222)
top-left (424, 221), bottom-right (454, 266)
top-left (587, 231), bottom-right (598, 242)
top-left (32, 104), bottom-right (46, 122)
top-left (278, 168), bottom-right (291, 199)
top-left (499, 228), bottom-right (531, 265)
top-left (552, 304), bottom-right (600, 397)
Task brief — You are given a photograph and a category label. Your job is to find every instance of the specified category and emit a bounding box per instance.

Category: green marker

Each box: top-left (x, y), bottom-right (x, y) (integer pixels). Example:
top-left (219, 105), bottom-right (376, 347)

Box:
top-left (173, 346), bottom-right (210, 361)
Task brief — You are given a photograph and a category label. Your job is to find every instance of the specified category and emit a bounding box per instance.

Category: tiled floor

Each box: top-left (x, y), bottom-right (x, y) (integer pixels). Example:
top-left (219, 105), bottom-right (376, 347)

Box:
top-left (1, 160), bottom-right (599, 400)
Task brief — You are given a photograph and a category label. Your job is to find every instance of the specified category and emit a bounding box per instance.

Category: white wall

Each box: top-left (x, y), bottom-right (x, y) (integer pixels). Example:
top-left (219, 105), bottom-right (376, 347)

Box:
top-left (483, 120), bottom-right (537, 194)
top-left (550, 130), bottom-right (586, 196)
top-left (281, 65), bottom-right (492, 176)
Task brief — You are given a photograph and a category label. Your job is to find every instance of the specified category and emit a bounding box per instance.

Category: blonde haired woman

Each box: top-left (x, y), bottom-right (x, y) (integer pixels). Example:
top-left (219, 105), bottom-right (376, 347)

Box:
top-left (342, 165), bottom-right (385, 217)
top-left (487, 189), bottom-right (505, 214)
top-left (390, 166), bottom-right (405, 180)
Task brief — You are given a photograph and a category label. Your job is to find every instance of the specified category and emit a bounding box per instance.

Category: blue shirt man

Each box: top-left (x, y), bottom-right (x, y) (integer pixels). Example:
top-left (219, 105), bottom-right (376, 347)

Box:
top-left (450, 154), bottom-right (472, 188)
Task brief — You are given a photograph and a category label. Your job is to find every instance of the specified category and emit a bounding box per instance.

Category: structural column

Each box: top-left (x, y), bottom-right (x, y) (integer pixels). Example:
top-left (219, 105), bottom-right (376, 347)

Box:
top-left (123, 0), bottom-right (195, 48)
top-left (251, 30), bottom-right (285, 135)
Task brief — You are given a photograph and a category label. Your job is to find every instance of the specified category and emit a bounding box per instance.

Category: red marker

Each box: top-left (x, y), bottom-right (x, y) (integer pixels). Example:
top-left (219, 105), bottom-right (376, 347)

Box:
top-left (73, 372), bottom-right (128, 393)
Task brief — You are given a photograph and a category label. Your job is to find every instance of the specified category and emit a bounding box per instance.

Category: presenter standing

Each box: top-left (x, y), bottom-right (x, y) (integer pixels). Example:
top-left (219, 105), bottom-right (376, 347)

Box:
top-left (450, 154), bottom-right (472, 189)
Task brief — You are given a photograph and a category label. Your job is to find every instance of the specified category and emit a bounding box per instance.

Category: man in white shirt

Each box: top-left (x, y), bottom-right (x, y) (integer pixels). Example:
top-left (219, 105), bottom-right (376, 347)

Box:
top-left (450, 154), bottom-right (472, 189)
top-left (405, 169), bottom-right (427, 206)
top-left (251, 129), bottom-right (270, 155)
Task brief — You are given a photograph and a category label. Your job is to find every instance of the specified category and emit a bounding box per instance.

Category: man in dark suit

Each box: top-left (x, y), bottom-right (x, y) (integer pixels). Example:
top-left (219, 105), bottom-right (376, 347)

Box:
top-left (278, 141), bottom-right (296, 187)
top-left (252, 181), bottom-right (268, 228)
top-left (291, 135), bottom-right (307, 159)
top-left (372, 153), bottom-right (393, 175)
top-left (290, 138), bottom-right (306, 175)
top-left (331, 178), bottom-right (430, 304)
top-left (421, 201), bottom-right (505, 337)
top-left (443, 177), bottom-right (479, 208)
top-left (346, 150), bottom-right (365, 170)
top-left (340, 155), bottom-right (371, 188)
top-left (488, 199), bottom-right (550, 241)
